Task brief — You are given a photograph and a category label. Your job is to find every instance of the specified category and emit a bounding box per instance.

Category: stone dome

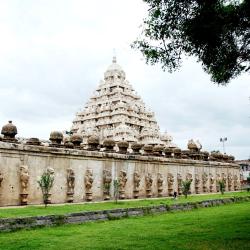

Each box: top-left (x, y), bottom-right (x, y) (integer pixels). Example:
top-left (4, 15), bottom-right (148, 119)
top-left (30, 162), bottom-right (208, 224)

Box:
top-left (49, 131), bottom-right (63, 141)
top-left (1, 121), bottom-right (17, 137)
top-left (70, 134), bottom-right (83, 143)
top-left (87, 135), bottom-right (100, 145)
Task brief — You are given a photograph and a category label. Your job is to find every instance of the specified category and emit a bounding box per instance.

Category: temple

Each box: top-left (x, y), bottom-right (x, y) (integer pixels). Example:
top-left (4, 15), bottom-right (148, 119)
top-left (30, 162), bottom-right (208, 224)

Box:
top-left (71, 57), bottom-right (173, 146)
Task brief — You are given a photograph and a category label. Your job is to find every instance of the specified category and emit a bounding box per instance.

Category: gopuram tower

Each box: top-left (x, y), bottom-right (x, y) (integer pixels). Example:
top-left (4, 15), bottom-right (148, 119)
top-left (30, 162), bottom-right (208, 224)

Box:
top-left (71, 57), bottom-right (174, 146)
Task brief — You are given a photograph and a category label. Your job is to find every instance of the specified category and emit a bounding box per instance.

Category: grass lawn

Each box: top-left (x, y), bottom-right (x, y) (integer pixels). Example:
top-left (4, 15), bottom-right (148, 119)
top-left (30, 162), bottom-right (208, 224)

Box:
top-left (0, 201), bottom-right (249, 250)
top-left (0, 191), bottom-right (249, 219)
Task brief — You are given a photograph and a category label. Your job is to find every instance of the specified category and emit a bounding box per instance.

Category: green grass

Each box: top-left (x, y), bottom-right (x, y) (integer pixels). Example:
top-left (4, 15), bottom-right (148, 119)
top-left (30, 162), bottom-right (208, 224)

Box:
top-left (0, 201), bottom-right (249, 250)
top-left (0, 191), bottom-right (249, 219)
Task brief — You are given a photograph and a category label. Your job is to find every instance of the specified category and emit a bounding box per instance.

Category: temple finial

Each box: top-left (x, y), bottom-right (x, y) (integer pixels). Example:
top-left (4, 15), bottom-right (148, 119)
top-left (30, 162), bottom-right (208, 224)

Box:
top-left (112, 48), bottom-right (117, 63)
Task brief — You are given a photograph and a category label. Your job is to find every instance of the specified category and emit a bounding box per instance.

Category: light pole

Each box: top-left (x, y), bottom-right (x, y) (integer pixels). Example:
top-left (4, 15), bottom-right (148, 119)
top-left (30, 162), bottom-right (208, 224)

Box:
top-left (220, 137), bottom-right (227, 154)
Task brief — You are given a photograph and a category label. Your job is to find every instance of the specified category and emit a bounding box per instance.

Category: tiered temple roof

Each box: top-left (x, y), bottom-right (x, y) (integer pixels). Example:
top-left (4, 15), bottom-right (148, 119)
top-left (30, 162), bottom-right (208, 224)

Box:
top-left (71, 57), bottom-right (174, 146)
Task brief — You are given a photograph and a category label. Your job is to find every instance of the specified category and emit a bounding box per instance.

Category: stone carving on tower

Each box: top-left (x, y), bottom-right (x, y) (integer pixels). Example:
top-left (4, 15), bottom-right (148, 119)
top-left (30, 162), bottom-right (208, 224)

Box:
top-left (71, 57), bottom-right (175, 146)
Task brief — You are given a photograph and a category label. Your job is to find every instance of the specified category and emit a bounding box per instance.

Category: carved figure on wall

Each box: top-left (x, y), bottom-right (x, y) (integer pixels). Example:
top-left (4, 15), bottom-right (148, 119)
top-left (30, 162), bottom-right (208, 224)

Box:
top-left (233, 174), bottom-right (239, 191)
top-left (209, 173), bottom-right (215, 193)
top-left (133, 172), bottom-right (141, 198)
top-left (0, 172), bottom-right (3, 187)
top-left (20, 165), bottom-right (29, 205)
top-left (186, 173), bottom-right (193, 182)
top-left (221, 172), bottom-right (227, 191)
top-left (157, 173), bottom-right (163, 197)
top-left (216, 173), bottom-right (221, 192)
top-left (66, 168), bottom-right (75, 203)
top-left (85, 169), bottom-right (94, 201)
top-left (118, 170), bottom-right (127, 199)
top-left (228, 173), bottom-right (233, 191)
top-left (44, 167), bottom-right (54, 204)
top-left (195, 174), bottom-right (200, 194)
top-left (202, 173), bottom-right (208, 193)
top-left (177, 173), bottom-right (182, 195)
top-left (167, 173), bottom-right (174, 196)
top-left (145, 173), bottom-right (153, 197)
top-left (103, 170), bottom-right (112, 200)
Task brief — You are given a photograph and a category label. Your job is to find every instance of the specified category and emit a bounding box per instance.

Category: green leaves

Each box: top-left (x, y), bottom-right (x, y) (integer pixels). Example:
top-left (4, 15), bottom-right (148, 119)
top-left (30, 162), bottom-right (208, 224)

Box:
top-left (133, 0), bottom-right (250, 84)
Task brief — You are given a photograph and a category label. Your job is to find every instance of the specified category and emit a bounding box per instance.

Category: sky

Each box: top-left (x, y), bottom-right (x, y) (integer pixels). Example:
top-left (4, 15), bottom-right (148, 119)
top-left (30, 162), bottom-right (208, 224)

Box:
top-left (0, 0), bottom-right (249, 159)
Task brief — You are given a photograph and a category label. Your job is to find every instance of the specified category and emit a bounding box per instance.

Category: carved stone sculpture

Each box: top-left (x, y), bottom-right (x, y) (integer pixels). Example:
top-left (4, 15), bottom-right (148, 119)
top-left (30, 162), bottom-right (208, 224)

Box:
top-left (85, 169), bottom-right (94, 201)
top-left (202, 173), bottom-right (208, 192)
top-left (103, 170), bottom-right (112, 200)
top-left (167, 173), bottom-right (174, 196)
top-left (133, 172), bottom-right (141, 198)
top-left (233, 174), bottom-right (239, 191)
top-left (195, 174), bottom-right (200, 194)
top-left (0, 172), bottom-right (3, 187)
top-left (177, 173), bottom-right (182, 195)
top-left (228, 173), bottom-right (233, 191)
top-left (45, 167), bottom-right (54, 204)
top-left (186, 173), bottom-right (193, 182)
top-left (157, 173), bottom-right (163, 197)
top-left (145, 173), bottom-right (153, 197)
top-left (20, 165), bottom-right (29, 205)
top-left (209, 173), bottom-right (215, 193)
top-left (118, 170), bottom-right (127, 199)
top-left (222, 173), bottom-right (227, 190)
top-left (66, 168), bottom-right (75, 203)
top-left (117, 140), bottom-right (129, 154)
top-left (49, 131), bottom-right (63, 147)
top-left (1, 121), bottom-right (18, 143)
top-left (215, 173), bottom-right (221, 192)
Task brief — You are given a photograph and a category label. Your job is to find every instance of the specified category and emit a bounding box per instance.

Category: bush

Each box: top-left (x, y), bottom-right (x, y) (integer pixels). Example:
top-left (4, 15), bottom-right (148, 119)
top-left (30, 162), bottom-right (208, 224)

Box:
top-left (218, 180), bottom-right (225, 195)
top-left (181, 180), bottom-right (192, 198)
top-left (37, 170), bottom-right (54, 208)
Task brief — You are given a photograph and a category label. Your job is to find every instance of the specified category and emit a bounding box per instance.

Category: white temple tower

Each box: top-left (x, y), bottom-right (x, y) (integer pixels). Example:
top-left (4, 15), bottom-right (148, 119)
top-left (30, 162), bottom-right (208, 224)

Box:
top-left (71, 57), bottom-right (174, 146)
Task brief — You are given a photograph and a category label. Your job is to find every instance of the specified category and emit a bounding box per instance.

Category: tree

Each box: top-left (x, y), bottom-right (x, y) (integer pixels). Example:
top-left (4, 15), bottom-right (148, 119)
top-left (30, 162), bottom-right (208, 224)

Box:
top-left (181, 180), bottom-right (192, 198)
top-left (218, 180), bottom-right (225, 194)
top-left (38, 170), bottom-right (54, 208)
top-left (132, 0), bottom-right (250, 84)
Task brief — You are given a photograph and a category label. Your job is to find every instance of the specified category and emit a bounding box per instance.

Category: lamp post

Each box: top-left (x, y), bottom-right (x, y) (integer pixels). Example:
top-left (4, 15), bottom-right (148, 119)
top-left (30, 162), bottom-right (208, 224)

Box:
top-left (220, 137), bottom-right (227, 154)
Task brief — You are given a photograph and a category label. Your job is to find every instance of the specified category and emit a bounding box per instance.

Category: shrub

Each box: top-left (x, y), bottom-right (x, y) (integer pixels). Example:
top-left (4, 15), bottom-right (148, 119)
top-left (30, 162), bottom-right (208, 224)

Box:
top-left (181, 180), bottom-right (192, 198)
top-left (218, 180), bottom-right (225, 195)
top-left (37, 170), bottom-right (54, 208)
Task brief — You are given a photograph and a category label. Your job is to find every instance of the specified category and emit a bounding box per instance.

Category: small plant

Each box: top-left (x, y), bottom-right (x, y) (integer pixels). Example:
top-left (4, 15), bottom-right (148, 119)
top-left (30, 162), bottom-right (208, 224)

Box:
top-left (181, 180), bottom-right (192, 198)
top-left (37, 170), bottom-right (54, 208)
top-left (218, 180), bottom-right (225, 195)
top-left (113, 179), bottom-right (119, 204)
top-left (104, 182), bottom-right (111, 194)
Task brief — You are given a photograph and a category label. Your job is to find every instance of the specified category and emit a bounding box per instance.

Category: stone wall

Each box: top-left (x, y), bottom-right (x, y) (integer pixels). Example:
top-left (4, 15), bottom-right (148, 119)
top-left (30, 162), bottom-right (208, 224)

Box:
top-left (0, 141), bottom-right (240, 206)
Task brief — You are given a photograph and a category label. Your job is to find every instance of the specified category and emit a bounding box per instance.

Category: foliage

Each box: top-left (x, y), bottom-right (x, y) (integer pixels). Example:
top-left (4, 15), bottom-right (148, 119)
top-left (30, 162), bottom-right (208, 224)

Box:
top-left (104, 182), bottom-right (111, 195)
top-left (181, 180), bottom-right (192, 198)
top-left (218, 180), bottom-right (225, 194)
top-left (113, 179), bottom-right (119, 204)
top-left (132, 0), bottom-right (250, 84)
top-left (37, 171), bottom-right (54, 208)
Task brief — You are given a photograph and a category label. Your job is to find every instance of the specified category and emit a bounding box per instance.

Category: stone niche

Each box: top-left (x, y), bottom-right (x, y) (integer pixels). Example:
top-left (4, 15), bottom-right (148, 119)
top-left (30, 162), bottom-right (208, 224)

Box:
top-left (0, 141), bottom-right (240, 206)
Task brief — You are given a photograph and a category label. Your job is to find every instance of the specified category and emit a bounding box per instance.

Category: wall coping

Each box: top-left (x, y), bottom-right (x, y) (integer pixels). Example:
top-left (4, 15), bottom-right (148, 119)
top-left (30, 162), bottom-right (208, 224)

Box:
top-left (0, 141), bottom-right (240, 167)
